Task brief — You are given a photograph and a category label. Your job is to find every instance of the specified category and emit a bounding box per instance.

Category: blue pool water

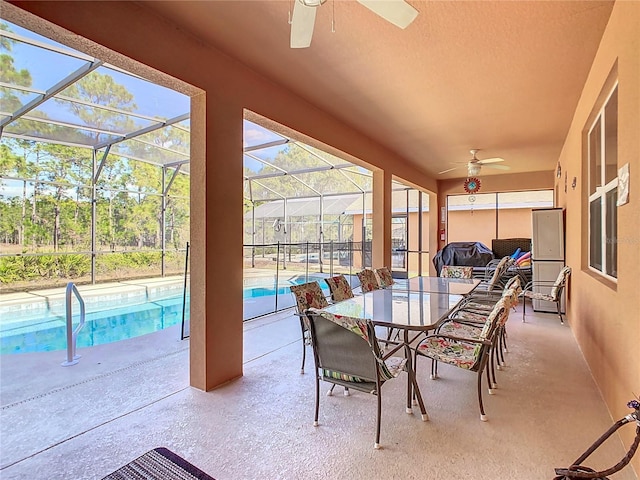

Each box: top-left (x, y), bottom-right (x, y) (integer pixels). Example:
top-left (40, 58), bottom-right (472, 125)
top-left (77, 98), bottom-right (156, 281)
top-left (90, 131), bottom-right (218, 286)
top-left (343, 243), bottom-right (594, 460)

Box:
top-left (1, 296), bottom-right (189, 355)
top-left (1, 274), bottom-right (334, 354)
top-left (242, 278), bottom-right (329, 299)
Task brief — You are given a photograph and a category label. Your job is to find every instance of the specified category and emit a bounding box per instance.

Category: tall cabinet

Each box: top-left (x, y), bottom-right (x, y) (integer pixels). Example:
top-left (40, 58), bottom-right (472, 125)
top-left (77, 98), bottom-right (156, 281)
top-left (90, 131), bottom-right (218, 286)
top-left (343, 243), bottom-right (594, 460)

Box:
top-left (531, 208), bottom-right (565, 312)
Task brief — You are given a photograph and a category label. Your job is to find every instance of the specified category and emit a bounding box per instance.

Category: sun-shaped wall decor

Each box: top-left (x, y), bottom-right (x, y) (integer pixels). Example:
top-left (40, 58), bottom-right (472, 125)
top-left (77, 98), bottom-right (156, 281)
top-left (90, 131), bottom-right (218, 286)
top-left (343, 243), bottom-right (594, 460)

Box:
top-left (464, 177), bottom-right (481, 194)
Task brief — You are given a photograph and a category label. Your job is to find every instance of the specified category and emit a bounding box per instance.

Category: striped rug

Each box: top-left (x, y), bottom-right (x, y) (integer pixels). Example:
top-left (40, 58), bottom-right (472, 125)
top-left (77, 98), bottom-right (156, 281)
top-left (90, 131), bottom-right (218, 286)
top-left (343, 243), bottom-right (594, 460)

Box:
top-left (102, 447), bottom-right (215, 480)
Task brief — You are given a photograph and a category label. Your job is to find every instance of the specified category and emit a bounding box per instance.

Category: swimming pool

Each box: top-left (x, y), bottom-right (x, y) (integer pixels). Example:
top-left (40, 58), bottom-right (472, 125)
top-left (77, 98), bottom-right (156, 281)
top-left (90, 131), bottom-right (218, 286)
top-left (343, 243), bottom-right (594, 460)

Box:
top-left (0, 273), bottom-right (338, 354)
top-left (1, 295), bottom-right (189, 355)
top-left (242, 274), bottom-right (330, 299)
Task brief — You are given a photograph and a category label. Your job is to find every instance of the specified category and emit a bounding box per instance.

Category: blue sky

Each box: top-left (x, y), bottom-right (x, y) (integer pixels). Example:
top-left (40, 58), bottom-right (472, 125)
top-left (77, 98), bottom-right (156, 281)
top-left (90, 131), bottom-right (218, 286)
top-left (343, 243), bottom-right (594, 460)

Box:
top-left (4, 21), bottom-right (190, 122)
top-left (1, 21), bottom-right (328, 178)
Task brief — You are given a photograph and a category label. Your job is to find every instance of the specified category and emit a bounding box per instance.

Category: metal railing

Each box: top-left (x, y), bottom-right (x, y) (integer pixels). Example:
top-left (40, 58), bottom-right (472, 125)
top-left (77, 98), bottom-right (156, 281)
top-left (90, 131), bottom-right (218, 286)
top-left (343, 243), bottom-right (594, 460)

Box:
top-left (61, 282), bottom-right (86, 367)
top-left (242, 240), bottom-right (374, 320)
top-left (242, 241), bottom-right (430, 320)
top-left (0, 248), bottom-right (189, 293)
top-left (181, 242), bottom-right (190, 340)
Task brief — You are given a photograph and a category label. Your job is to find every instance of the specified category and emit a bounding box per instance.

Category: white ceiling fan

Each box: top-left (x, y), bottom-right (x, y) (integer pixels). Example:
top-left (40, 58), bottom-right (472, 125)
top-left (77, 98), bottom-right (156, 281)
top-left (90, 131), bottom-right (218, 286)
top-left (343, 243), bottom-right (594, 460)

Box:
top-left (438, 149), bottom-right (510, 176)
top-left (290, 0), bottom-right (419, 49)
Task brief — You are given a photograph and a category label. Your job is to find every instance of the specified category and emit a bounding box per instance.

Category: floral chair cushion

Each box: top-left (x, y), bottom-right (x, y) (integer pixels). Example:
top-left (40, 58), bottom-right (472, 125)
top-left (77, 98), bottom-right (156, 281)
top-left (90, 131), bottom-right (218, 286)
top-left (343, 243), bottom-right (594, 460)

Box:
top-left (290, 281), bottom-right (329, 313)
top-left (452, 310), bottom-right (488, 323)
top-left (477, 298), bottom-right (507, 340)
top-left (314, 310), bottom-right (404, 381)
top-left (416, 336), bottom-right (479, 370)
top-left (503, 275), bottom-right (522, 295)
top-left (437, 321), bottom-right (482, 340)
top-left (375, 267), bottom-right (395, 287)
top-left (474, 288), bottom-right (517, 311)
top-left (462, 279), bottom-right (520, 313)
top-left (495, 255), bottom-right (512, 271)
top-left (461, 301), bottom-right (495, 313)
top-left (503, 288), bottom-right (519, 310)
top-left (523, 291), bottom-right (554, 302)
top-left (507, 281), bottom-right (521, 310)
top-left (421, 298), bottom-right (506, 368)
top-left (523, 266), bottom-right (570, 302)
top-left (486, 256), bottom-right (511, 291)
top-left (356, 269), bottom-right (380, 293)
top-left (324, 275), bottom-right (354, 302)
top-left (550, 266), bottom-right (571, 300)
top-left (452, 293), bottom-right (513, 327)
top-left (440, 265), bottom-right (474, 279)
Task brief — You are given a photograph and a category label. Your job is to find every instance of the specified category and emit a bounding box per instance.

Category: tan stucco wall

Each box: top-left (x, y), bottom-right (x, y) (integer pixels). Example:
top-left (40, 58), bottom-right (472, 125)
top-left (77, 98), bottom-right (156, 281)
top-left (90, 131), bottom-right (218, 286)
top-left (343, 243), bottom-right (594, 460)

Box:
top-left (372, 170), bottom-right (393, 268)
top-left (447, 208), bottom-right (537, 249)
top-left (3, 0), bottom-right (437, 390)
top-left (437, 171), bottom-right (554, 251)
top-left (554, 1), bottom-right (640, 473)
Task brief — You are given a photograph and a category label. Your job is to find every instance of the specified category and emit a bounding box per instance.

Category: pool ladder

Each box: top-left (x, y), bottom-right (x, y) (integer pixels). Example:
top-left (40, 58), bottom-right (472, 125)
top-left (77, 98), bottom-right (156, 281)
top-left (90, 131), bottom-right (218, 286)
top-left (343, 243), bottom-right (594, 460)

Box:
top-left (61, 282), bottom-right (86, 367)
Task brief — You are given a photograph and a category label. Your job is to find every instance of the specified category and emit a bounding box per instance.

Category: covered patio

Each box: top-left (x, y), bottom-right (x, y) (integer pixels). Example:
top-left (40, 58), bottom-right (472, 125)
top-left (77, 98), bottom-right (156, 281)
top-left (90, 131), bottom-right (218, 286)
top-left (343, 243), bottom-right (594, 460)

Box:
top-left (1, 1), bottom-right (638, 478)
top-left (1, 306), bottom-right (634, 479)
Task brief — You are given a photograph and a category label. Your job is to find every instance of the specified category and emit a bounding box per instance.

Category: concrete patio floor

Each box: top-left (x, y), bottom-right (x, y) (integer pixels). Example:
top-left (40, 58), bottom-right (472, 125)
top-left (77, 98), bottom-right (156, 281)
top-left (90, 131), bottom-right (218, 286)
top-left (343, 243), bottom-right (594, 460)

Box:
top-left (0, 303), bottom-right (637, 480)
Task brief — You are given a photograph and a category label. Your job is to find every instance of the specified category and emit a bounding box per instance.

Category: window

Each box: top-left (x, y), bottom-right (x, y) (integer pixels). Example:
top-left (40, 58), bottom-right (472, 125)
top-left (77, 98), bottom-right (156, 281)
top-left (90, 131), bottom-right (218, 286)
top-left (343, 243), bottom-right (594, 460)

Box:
top-left (446, 190), bottom-right (554, 247)
top-left (588, 85), bottom-right (618, 279)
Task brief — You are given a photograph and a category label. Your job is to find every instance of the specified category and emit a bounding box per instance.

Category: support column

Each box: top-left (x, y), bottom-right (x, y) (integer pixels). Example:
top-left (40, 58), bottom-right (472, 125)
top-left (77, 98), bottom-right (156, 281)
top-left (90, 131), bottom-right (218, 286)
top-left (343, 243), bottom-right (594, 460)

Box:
top-left (90, 150), bottom-right (97, 284)
top-left (429, 191), bottom-right (440, 276)
top-left (190, 93), bottom-right (244, 391)
top-left (161, 167), bottom-right (166, 277)
top-left (372, 169), bottom-right (392, 268)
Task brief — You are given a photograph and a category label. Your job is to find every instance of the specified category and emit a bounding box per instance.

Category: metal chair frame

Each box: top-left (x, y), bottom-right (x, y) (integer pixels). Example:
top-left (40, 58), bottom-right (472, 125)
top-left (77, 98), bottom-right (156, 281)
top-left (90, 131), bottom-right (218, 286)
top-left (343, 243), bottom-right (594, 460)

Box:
top-left (437, 291), bottom-right (517, 394)
top-left (414, 302), bottom-right (506, 421)
top-left (290, 281), bottom-right (330, 374)
top-left (306, 312), bottom-right (406, 449)
top-left (521, 266), bottom-right (571, 323)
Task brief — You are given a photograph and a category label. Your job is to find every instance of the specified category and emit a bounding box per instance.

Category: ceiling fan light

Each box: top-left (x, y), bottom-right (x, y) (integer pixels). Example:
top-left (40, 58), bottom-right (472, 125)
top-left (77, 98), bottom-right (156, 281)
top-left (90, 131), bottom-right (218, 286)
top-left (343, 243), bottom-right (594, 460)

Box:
top-left (299, 0), bottom-right (325, 7)
top-left (468, 164), bottom-right (481, 176)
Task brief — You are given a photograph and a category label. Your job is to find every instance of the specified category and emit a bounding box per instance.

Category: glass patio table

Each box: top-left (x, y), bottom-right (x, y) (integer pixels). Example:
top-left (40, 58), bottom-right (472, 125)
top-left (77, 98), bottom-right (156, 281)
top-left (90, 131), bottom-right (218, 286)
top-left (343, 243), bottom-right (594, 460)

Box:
top-left (322, 288), bottom-right (464, 330)
top-left (321, 288), bottom-right (464, 419)
top-left (389, 276), bottom-right (481, 296)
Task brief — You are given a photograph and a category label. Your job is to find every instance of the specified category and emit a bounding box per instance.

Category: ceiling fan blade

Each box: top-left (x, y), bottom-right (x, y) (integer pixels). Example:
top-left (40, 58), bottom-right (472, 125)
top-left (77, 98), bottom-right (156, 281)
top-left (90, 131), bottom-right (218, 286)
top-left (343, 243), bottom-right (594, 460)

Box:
top-left (478, 157), bottom-right (505, 164)
top-left (290, 1), bottom-right (317, 48)
top-left (484, 164), bottom-right (511, 170)
top-left (438, 166), bottom-right (461, 175)
top-left (356, 0), bottom-right (419, 29)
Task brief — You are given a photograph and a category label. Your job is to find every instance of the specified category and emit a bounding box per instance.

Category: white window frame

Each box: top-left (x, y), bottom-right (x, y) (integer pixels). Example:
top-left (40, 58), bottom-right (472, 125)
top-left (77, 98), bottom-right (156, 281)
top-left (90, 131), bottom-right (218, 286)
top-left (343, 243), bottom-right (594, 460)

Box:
top-left (445, 190), bottom-right (554, 242)
top-left (587, 83), bottom-right (618, 281)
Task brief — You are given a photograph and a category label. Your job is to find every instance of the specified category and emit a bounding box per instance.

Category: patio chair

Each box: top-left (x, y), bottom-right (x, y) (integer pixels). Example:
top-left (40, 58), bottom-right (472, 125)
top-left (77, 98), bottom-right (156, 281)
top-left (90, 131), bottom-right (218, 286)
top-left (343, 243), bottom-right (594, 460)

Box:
top-left (323, 274), bottom-right (354, 302)
top-left (306, 310), bottom-right (409, 449)
top-left (521, 266), bottom-right (571, 323)
top-left (440, 265), bottom-right (474, 279)
top-left (356, 268), bottom-right (381, 293)
top-left (461, 274), bottom-right (522, 310)
top-left (374, 267), bottom-right (395, 287)
top-left (456, 276), bottom-right (521, 358)
top-left (437, 289), bottom-right (518, 390)
top-left (414, 298), bottom-right (507, 421)
top-left (473, 256), bottom-right (514, 294)
top-left (289, 281), bottom-right (329, 374)
top-left (358, 267), bottom-right (394, 341)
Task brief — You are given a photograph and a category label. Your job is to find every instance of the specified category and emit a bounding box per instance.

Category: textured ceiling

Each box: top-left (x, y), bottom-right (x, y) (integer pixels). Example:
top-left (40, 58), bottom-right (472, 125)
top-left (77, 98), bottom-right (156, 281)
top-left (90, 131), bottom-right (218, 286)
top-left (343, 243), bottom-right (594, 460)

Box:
top-left (141, 0), bottom-right (614, 180)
